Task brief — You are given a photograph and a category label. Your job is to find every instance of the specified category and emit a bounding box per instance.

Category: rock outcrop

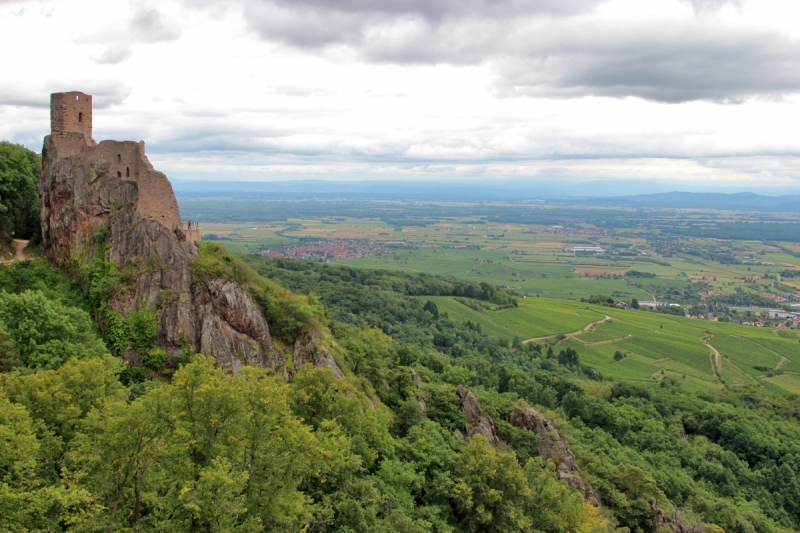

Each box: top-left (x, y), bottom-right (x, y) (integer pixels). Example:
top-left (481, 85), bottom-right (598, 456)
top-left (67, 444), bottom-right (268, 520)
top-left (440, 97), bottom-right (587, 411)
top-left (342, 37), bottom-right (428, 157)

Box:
top-left (292, 331), bottom-right (344, 379)
top-left (509, 405), bottom-right (601, 506)
top-left (456, 385), bottom-right (501, 447)
top-left (39, 91), bottom-right (277, 369)
top-left (409, 368), bottom-right (427, 412)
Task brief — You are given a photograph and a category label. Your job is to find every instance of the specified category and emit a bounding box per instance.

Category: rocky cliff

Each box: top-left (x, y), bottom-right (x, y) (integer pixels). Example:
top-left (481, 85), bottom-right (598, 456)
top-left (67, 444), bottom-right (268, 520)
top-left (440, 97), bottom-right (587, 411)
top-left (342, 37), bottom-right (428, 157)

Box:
top-left (39, 91), bottom-right (340, 375)
top-left (509, 405), bottom-right (601, 506)
top-left (456, 385), bottom-right (501, 447)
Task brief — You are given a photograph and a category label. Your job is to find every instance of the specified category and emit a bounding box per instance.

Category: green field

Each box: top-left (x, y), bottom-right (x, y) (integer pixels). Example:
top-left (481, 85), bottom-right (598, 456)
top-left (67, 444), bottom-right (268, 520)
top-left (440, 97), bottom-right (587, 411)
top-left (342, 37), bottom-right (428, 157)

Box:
top-left (198, 212), bottom-right (800, 304)
top-left (425, 296), bottom-right (607, 340)
top-left (422, 296), bottom-right (800, 394)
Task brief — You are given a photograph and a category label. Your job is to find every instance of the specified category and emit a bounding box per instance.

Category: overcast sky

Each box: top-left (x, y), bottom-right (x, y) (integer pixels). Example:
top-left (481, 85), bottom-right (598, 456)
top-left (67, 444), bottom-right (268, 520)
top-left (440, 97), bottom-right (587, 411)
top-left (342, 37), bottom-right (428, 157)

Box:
top-left (1, 0), bottom-right (799, 189)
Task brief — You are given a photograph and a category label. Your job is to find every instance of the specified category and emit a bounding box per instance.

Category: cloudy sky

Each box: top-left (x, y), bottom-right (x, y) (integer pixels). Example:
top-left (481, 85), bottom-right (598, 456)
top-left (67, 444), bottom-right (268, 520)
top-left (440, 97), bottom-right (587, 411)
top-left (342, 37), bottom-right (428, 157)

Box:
top-left (1, 0), bottom-right (799, 190)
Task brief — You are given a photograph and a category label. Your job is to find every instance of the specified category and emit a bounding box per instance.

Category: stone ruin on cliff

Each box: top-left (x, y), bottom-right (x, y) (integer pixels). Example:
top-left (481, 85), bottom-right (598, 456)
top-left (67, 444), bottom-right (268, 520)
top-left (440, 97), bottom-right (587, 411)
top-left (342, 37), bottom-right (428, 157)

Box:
top-left (39, 91), bottom-right (340, 376)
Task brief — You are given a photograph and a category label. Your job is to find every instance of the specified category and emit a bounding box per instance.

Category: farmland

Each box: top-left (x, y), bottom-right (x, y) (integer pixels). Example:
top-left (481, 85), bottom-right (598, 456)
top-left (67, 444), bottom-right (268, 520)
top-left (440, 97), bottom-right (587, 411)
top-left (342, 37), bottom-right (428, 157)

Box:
top-left (182, 200), bottom-right (800, 312)
top-left (415, 295), bottom-right (800, 394)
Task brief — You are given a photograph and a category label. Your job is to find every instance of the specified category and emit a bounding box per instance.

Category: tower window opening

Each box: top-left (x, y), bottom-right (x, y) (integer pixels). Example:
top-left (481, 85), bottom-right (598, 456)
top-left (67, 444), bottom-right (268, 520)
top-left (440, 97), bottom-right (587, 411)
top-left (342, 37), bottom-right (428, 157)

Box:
top-left (78, 112), bottom-right (82, 123)
top-left (75, 95), bottom-right (79, 100)
top-left (117, 171), bottom-right (122, 178)
top-left (126, 167), bottom-right (130, 178)
top-left (117, 154), bottom-right (121, 162)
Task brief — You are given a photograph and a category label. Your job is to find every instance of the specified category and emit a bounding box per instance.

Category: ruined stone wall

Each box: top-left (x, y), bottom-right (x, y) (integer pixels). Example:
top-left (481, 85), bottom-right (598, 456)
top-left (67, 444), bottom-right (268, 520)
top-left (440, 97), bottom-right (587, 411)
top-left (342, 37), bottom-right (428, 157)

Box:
top-left (89, 140), bottom-right (182, 230)
top-left (51, 92), bottom-right (93, 142)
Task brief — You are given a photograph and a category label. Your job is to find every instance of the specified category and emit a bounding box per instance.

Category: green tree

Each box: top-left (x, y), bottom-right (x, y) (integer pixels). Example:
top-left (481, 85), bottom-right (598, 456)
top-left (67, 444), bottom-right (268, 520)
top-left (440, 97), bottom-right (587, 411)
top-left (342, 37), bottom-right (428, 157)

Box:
top-left (0, 289), bottom-right (107, 370)
top-left (0, 393), bottom-right (94, 531)
top-left (0, 141), bottom-right (40, 241)
top-left (452, 436), bottom-right (530, 532)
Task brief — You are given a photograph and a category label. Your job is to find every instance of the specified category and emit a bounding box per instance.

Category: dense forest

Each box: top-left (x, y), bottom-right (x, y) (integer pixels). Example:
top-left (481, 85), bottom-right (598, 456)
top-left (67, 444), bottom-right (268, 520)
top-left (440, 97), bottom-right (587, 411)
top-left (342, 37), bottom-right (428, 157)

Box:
top-left (2, 245), bottom-right (800, 531)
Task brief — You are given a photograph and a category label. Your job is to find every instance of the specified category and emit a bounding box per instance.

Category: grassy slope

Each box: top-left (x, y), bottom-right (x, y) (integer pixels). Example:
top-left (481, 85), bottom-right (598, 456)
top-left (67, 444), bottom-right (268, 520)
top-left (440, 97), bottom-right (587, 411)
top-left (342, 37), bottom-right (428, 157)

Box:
top-left (425, 295), bottom-right (800, 394)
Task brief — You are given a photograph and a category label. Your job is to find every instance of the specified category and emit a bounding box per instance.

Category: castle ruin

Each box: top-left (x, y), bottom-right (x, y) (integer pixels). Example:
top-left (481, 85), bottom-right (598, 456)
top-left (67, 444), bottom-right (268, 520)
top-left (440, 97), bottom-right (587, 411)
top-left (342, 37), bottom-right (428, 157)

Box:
top-left (40, 91), bottom-right (339, 375)
top-left (45, 91), bottom-right (199, 242)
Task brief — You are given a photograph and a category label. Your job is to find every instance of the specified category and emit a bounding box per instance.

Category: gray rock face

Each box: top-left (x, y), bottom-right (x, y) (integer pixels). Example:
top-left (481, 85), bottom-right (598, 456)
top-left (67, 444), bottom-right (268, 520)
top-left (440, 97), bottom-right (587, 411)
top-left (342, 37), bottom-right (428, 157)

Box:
top-left (292, 331), bottom-right (344, 379)
top-left (456, 385), bottom-right (501, 447)
top-left (194, 279), bottom-right (281, 372)
top-left (509, 405), bottom-right (601, 506)
top-left (39, 132), bottom-right (277, 370)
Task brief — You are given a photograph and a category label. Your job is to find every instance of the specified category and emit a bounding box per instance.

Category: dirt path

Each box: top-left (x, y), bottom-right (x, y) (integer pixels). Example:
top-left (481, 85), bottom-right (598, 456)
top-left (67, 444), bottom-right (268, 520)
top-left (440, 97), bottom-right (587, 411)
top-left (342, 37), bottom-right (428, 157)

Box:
top-left (640, 288), bottom-right (657, 304)
top-left (577, 336), bottom-right (627, 347)
top-left (522, 315), bottom-right (612, 345)
top-left (13, 239), bottom-right (27, 260)
top-left (1, 239), bottom-right (28, 264)
top-left (704, 338), bottom-right (723, 380)
top-left (466, 259), bottom-right (485, 275)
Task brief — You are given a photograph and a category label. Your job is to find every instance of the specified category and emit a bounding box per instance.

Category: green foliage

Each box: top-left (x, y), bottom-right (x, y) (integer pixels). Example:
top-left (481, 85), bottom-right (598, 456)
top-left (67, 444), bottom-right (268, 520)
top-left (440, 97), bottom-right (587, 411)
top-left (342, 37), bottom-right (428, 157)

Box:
top-left (4, 238), bottom-right (800, 532)
top-left (0, 289), bottom-right (107, 370)
top-left (289, 364), bottom-right (394, 469)
top-left (194, 241), bottom-right (264, 286)
top-left (0, 141), bottom-right (41, 240)
top-left (0, 259), bottom-right (90, 312)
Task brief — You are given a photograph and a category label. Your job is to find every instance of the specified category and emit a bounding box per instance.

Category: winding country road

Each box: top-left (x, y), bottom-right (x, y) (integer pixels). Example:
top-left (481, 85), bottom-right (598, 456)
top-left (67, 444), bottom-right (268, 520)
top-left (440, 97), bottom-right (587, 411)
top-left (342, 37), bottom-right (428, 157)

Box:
top-left (522, 315), bottom-right (612, 345)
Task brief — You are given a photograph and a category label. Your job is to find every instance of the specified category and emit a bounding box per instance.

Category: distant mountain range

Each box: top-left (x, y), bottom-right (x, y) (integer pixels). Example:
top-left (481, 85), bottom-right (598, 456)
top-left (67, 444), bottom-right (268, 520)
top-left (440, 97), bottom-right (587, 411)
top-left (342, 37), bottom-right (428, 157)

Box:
top-left (585, 192), bottom-right (800, 212)
top-left (171, 179), bottom-right (800, 211)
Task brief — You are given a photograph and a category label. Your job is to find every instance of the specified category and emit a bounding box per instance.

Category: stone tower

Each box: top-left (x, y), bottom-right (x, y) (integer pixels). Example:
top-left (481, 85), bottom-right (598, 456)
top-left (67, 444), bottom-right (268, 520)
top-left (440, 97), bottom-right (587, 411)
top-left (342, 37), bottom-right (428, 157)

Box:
top-left (50, 91), bottom-right (93, 142)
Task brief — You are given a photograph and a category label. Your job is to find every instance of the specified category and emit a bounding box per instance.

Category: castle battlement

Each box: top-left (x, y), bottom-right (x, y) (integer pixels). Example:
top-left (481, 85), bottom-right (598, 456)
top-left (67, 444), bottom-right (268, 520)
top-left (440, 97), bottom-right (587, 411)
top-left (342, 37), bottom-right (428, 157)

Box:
top-left (184, 222), bottom-right (201, 244)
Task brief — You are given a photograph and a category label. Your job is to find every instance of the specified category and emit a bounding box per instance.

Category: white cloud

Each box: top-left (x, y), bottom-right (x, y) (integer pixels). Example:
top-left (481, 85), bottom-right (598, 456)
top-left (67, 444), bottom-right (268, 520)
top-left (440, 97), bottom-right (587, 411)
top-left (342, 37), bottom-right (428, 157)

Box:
top-left (0, 0), bottom-right (798, 191)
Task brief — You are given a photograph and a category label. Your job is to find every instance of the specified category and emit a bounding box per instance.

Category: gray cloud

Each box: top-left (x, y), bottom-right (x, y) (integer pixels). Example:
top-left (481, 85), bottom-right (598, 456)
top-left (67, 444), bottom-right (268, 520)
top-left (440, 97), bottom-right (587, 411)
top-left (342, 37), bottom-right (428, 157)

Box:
top-left (682, 0), bottom-right (742, 14)
top-left (0, 88), bottom-right (48, 108)
top-left (227, 0), bottom-right (800, 103)
top-left (129, 8), bottom-right (181, 43)
top-left (0, 83), bottom-right (130, 109)
top-left (93, 45), bottom-right (132, 65)
top-left (78, 7), bottom-right (181, 49)
top-left (492, 25), bottom-right (800, 103)
top-left (241, 0), bottom-right (606, 48)
top-left (262, 0), bottom-right (604, 19)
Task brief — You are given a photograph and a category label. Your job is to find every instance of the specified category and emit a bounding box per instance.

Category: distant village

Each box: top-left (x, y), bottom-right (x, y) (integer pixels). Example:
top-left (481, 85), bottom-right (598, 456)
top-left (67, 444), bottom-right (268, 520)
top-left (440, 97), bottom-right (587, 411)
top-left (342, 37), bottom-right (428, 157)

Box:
top-left (258, 239), bottom-right (415, 261)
